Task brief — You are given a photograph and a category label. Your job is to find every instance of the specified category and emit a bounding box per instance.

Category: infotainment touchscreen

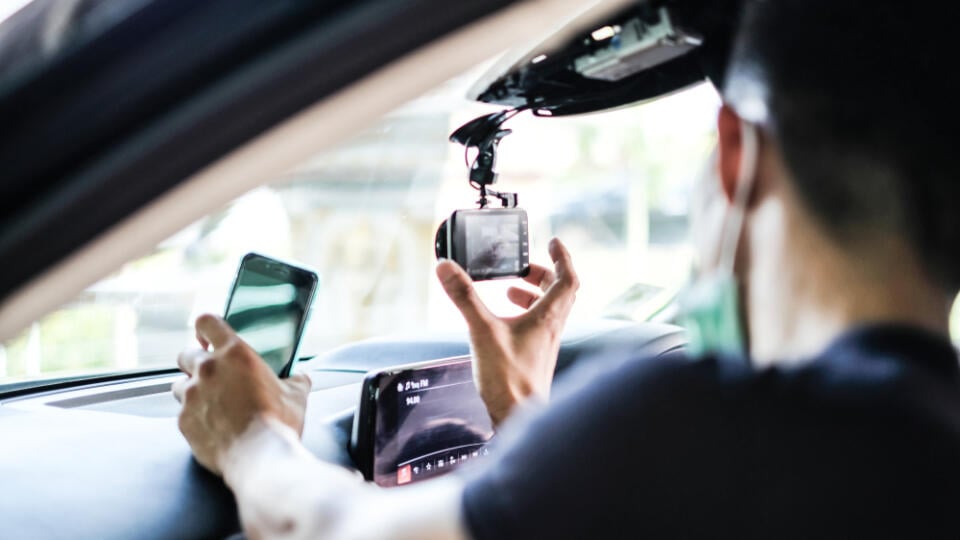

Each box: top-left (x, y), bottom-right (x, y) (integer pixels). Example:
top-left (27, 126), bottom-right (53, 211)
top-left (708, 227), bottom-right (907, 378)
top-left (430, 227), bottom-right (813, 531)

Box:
top-left (351, 357), bottom-right (494, 487)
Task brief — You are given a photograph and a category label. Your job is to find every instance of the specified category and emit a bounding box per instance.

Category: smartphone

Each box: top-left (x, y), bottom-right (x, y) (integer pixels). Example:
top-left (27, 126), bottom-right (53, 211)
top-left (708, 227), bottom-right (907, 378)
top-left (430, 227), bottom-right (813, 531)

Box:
top-left (223, 252), bottom-right (319, 378)
top-left (351, 356), bottom-right (494, 487)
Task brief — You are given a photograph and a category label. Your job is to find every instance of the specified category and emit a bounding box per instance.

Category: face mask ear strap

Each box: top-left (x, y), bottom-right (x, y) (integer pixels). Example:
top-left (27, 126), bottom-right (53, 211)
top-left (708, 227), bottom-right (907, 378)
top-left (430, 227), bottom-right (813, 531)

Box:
top-left (718, 120), bottom-right (760, 273)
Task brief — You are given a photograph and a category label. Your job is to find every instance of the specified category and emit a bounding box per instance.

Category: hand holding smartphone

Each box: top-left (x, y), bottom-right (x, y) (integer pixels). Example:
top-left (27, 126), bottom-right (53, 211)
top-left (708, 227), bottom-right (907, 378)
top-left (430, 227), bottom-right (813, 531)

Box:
top-left (223, 253), bottom-right (319, 378)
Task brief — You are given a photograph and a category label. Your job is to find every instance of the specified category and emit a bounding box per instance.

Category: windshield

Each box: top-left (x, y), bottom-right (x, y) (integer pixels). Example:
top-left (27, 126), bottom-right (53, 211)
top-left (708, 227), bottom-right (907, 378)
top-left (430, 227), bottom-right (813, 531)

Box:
top-left (0, 60), bottom-right (720, 389)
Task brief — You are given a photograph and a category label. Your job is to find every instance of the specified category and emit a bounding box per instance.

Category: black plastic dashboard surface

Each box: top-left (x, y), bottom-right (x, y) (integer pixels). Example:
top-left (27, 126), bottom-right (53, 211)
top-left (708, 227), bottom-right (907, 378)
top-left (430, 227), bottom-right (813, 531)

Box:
top-left (0, 371), bottom-right (361, 539)
top-left (0, 321), bottom-right (685, 539)
top-left (0, 407), bottom-right (239, 538)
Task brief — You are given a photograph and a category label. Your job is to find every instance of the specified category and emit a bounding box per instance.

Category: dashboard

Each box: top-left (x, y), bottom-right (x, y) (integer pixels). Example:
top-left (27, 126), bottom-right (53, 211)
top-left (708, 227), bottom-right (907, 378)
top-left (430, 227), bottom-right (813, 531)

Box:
top-left (0, 319), bottom-right (684, 539)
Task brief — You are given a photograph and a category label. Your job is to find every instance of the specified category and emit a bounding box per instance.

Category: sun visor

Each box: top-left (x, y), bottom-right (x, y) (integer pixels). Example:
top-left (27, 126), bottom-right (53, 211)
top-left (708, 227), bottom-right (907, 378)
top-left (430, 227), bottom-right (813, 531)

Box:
top-left (469, 0), bottom-right (740, 116)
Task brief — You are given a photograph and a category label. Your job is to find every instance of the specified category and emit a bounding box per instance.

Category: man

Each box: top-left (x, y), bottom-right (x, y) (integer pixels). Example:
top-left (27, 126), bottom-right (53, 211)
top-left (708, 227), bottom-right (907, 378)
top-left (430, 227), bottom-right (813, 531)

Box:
top-left (173, 1), bottom-right (960, 538)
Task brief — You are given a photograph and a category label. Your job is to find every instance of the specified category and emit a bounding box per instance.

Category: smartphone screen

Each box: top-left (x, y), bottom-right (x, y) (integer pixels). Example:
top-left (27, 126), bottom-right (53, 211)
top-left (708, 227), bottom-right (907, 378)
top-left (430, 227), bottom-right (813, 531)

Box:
top-left (224, 254), bottom-right (318, 377)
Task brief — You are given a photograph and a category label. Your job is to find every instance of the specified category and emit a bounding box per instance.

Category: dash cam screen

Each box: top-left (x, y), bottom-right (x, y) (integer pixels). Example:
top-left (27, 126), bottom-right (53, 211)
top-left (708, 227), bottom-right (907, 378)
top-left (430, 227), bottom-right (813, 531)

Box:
top-left (462, 212), bottom-right (523, 276)
top-left (225, 260), bottom-right (313, 376)
top-left (373, 359), bottom-right (494, 487)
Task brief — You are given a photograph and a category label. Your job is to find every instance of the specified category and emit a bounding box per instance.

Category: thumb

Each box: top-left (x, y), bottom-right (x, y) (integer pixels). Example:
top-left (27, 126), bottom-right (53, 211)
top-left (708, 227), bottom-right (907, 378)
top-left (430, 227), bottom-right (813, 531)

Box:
top-left (532, 238), bottom-right (580, 319)
top-left (436, 260), bottom-right (494, 329)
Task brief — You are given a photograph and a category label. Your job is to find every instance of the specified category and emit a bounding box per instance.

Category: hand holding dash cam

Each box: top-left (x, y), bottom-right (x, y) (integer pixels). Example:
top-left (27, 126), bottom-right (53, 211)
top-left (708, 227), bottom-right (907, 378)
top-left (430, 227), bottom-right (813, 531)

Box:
top-left (435, 109), bottom-right (532, 281)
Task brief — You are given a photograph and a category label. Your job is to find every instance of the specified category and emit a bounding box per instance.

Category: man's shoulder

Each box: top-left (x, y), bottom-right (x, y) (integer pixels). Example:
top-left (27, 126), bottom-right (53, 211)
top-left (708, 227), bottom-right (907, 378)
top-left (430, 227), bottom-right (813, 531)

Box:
top-left (530, 349), bottom-right (768, 454)
top-left (465, 337), bottom-right (960, 540)
top-left (552, 348), bottom-right (756, 411)
top-left (550, 344), bottom-right (924, 429)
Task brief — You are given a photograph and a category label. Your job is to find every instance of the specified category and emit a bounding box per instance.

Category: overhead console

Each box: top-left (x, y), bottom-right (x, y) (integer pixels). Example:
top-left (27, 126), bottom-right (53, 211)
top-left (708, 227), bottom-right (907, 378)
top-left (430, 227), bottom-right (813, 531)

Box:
top-left (470, 0), bottom-right (740, 116)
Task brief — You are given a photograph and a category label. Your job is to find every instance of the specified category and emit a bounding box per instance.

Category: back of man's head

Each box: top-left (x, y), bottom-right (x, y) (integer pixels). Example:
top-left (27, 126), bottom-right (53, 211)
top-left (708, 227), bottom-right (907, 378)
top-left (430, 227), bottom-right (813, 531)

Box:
top-left (724, 1), bottom-right (960, 290)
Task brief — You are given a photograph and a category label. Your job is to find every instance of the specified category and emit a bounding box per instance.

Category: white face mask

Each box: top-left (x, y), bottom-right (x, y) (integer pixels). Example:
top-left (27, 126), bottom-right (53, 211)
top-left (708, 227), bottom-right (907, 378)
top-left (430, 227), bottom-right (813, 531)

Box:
top-left (678, 120), bottom-right (760, 359)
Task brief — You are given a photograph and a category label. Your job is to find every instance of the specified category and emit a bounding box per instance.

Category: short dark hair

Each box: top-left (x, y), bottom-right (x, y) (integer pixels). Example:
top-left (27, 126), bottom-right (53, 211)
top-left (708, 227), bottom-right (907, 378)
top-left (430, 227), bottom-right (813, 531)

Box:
top-left (726, 1), bottom-right (960, 288)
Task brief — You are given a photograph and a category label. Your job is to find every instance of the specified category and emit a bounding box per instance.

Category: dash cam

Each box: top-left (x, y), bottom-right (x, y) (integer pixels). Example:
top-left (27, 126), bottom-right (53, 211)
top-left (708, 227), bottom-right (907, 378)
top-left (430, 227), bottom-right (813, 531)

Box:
top-left (435, 208), bottom-right (530, 281)
top-left (437, 109), bottom-right (533, 281)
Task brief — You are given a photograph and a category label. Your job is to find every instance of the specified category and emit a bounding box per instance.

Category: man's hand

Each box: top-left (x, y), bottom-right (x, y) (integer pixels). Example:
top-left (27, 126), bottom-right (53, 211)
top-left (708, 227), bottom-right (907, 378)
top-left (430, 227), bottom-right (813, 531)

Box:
top-left (437, 238), bottom-right (579, 427)
top-left (172, 314), bottom-right (312, 475)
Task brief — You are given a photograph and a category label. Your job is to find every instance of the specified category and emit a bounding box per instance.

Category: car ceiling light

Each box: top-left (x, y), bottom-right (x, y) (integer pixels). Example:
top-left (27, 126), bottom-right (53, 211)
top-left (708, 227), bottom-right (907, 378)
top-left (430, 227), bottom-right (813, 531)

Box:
top-left (591, 25), bottom-right (618, 41)
top-left (575, 8), bottom-right (702, 83)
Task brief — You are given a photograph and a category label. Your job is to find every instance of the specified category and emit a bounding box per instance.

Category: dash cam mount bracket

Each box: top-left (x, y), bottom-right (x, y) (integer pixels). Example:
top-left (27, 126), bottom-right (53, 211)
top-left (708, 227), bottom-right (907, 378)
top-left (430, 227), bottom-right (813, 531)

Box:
top-left (449, 109), bottom-right (525, 209)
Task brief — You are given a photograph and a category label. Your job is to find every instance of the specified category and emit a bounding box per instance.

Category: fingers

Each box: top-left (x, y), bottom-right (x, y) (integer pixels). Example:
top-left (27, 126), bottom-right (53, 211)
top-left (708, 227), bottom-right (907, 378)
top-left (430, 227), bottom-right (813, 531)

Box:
top-left (531, 238), bottom-right (580, 319)
top-left (507, 286), bottom-right (541, 309)
top-left (547, 238), bottom-right (579, 295)
top-left (548, 238), bottom-right (578, 289)
top-left (177, 347), bottom-right (209, 376)
top-left (174, 347), bottom-right (213, 403)
top-left (521, 264), bottom-right (556, 292)
top-left (195, 314), bottom-right (236, 350)
top-left (171, 376), bottom-right (190, 403)
top-left (436, 260), bottom-right (495, 328)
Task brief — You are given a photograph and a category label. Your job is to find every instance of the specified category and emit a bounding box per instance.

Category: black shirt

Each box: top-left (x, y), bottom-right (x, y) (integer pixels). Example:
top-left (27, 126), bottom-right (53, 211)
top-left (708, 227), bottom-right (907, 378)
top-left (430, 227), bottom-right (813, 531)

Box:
top-left (462, 325), bottom-right (960, 539)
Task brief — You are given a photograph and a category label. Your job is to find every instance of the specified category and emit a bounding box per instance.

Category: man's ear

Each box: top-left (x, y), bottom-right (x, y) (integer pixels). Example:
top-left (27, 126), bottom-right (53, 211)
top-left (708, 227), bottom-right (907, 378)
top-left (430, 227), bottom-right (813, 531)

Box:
top-left (716, 104), bottom-right (745, 204)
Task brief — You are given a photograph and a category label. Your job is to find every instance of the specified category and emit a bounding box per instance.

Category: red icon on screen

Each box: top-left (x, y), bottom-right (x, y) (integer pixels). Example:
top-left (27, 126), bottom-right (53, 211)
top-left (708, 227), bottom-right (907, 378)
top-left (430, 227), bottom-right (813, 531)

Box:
top-left (397, 465), bottom-right (412, 485)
